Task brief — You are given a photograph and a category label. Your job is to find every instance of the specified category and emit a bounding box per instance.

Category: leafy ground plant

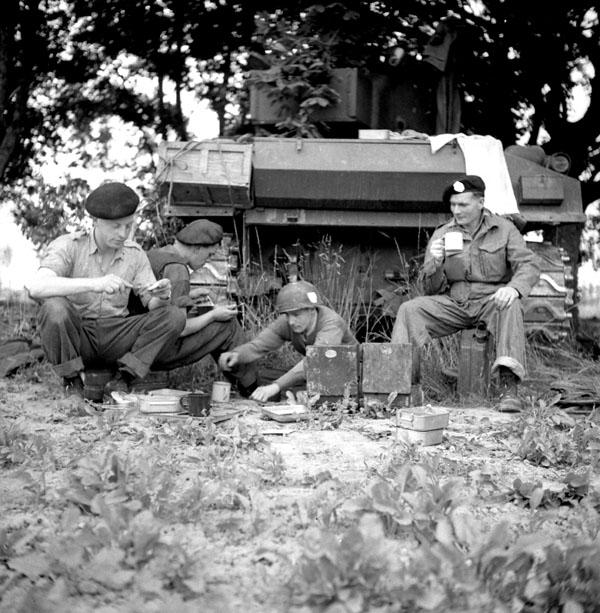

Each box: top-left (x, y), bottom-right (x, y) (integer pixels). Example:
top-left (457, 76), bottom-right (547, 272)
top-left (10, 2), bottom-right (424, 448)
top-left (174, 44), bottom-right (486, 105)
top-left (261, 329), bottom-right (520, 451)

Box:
top-left (0, 418), bottom-right (54, 468)
top-left (504, 396), bottom-right (600, 468)
top-left (349, 461), bottom-right (465, 542)
top-left (504, 472), bottom-right (592, 510)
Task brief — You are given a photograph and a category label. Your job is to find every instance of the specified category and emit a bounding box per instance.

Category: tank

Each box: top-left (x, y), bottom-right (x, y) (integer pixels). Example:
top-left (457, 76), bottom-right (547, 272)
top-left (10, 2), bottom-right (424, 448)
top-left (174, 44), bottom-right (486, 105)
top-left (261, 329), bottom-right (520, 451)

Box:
top-left (156, 70), bottom-right (585, 342)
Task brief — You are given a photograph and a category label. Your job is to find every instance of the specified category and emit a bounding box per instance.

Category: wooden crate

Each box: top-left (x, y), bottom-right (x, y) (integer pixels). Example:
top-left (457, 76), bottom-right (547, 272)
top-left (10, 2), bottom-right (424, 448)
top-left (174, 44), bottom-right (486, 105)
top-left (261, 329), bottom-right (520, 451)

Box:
top-left (306, 345), bottom-right (359, 399)
top-left (361, 343), bottom-right (412, 394)
top-left (157, 140), bottom-right (252, 209)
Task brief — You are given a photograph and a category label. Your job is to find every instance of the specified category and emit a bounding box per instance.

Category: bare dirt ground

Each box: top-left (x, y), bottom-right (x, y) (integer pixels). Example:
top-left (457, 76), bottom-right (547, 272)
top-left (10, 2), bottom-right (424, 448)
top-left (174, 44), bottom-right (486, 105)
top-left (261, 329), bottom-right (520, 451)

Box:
top-left (1, 361), bottom-right (600, 613)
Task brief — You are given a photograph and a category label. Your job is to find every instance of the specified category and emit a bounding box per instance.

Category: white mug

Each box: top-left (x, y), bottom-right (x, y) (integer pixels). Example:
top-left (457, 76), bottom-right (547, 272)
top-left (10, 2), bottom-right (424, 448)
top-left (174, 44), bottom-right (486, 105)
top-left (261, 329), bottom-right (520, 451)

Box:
top-left (212, 381), bottom-right (231, 402)
top-left (444, 231), bottom-right (463, 254)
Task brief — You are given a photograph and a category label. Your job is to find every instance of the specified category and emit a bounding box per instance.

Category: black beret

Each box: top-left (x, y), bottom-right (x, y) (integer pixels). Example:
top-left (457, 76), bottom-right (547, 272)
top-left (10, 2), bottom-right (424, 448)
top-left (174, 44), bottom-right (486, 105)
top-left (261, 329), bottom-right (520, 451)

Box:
top-left (85, 182), bottom-right (139, 219)
top-left (176, 219), bottom-right (223, 246)
top-left (442, 175), bottom-right (486, 205)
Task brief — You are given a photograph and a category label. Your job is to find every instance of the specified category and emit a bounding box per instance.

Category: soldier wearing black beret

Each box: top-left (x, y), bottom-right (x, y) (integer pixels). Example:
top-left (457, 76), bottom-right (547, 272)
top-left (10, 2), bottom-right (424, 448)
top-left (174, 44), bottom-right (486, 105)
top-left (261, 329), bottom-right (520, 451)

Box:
top-left (145, 219), bottom-right (224, 307)
top-left (175, 219), bottom-right (224, 246)
top-left (441, 174), bottom-right (486, 206)
top-left (141, 219), bottom-right (258, 397)
top-left (392, 174), bottom-right (541, 413)
top-left (27, 182), bottom-right (186, 397)
top-left (85, 182), bottom-right (140, 219)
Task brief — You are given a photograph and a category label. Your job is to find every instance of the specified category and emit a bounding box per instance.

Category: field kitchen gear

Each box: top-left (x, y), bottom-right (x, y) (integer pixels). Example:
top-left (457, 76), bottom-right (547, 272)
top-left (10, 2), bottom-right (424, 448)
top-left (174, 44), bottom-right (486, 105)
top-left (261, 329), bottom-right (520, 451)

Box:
top-left (211, 380), bottom-right (231, 402)
top-left (179, 391), bottom-right (211, 416)
top-left (275, 281), bottom-right (321, 313)
top-left (396, 405), bottom-right (450, 446)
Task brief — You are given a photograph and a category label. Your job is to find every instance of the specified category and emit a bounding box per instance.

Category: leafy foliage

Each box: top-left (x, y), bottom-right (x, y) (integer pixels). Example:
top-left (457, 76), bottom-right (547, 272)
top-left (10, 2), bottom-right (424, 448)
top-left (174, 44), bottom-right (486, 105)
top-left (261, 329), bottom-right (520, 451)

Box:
top-left (3, 2), bottom-right (600, 186)
top-left (248, 12), bottom-right (342, 137)
top-left (291, 460), bottom-right (600, 612)
top-left (507, 398), bottom-right (600, 468)
top-left (505, 472), bottom-right (592, 510)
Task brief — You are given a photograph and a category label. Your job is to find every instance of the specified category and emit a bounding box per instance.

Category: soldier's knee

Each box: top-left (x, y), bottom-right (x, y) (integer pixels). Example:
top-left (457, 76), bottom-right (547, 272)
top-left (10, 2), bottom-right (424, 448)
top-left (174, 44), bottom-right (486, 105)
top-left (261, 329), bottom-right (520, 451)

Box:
top-left (164, 305), bottom-right (186, 333)
top-left (398, 298), bottom-right (421, 318)
top-left (39, 298), bottom-right (70, 325)
top-left (147, 305), bottom-right (186, 333)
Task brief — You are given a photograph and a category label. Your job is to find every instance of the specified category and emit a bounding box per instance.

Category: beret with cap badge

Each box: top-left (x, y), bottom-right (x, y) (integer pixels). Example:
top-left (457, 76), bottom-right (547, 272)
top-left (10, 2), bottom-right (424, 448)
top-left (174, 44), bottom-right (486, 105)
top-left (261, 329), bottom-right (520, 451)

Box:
top-left (85, 182), bottom-right (140, 219)
top-left (442, 174), bottom-right (486, 205)
top-left (175, 219), bottom-right (223, 246)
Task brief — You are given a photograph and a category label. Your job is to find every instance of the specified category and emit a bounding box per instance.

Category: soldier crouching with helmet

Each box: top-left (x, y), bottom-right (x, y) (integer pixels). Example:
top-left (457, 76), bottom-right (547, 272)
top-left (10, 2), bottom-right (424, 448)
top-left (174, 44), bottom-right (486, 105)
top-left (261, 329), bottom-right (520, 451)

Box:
top-left (219, 280), bottom-right (357, 402)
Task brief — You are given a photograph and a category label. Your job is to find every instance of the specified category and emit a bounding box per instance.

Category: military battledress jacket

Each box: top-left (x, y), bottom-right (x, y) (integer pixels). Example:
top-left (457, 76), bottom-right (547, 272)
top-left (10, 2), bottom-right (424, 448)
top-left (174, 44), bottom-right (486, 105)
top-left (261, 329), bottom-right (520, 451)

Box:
top-left (422, 210), bottom-right (540, 302)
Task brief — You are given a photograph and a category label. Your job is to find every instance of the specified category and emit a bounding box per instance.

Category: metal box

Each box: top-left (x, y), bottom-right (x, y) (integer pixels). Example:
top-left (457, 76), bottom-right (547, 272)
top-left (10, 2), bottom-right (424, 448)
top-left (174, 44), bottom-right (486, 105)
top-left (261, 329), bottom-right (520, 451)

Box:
top-left (518, 175), bottom-right (564, 204)
top-left (157, 141), bottom-right (252, 212)
top-left (306, 345), bottom-right (359, 399)
top-left (362, 343), bottom-right (413, 406)
top-left (396, 428), bottom-right (444, 446)
top-left (396, 406), bottom-right (450, 431)
top-left (395, 406), bottom-right (449, 447)
top-left (249, 67), bottom-right (371, 126)
top-left (130, 371), bottom-right (169, 393)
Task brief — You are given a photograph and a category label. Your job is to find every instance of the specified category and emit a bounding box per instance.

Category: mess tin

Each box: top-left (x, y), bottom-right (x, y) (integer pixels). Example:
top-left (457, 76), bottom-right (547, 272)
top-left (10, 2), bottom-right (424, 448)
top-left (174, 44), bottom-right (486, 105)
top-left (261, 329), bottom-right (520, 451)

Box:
top-left (179, 391), bottom-right (211, 416)
top-left (444, 231), bottom-right (463, 255)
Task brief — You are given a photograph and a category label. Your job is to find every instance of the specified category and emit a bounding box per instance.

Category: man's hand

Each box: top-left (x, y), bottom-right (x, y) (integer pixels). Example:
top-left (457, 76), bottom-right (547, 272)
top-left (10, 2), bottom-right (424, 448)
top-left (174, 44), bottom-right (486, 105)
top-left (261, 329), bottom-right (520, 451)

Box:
top-left (210, 304), bottom-right (238, 322)
top-left (490, 286), bottom-right (519, 310)
top-left (189, 287), bottom-right (209, 300)
top-left (250, 383), bottom-right (280, 403)
top-left (219, 351), bottom-right (239, 371)
top-left (93, 274), bottom-right (132, 294)
top-left (145, 278), bottom-right (172, 301)
top-left (429, 238), bottom-right (445, 264)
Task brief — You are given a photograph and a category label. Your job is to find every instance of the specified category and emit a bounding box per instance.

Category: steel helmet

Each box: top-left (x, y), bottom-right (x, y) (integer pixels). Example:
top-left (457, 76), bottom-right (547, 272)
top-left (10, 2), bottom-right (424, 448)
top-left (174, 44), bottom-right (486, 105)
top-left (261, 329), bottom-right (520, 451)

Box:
top-left (276, 281), bottom-right (321, 313)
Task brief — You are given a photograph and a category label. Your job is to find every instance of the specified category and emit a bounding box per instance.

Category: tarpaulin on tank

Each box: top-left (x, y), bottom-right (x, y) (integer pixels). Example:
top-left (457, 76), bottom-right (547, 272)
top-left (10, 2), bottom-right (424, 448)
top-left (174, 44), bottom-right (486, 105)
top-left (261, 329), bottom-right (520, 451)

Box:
top-left (429, 134), bottom-right (519, 215)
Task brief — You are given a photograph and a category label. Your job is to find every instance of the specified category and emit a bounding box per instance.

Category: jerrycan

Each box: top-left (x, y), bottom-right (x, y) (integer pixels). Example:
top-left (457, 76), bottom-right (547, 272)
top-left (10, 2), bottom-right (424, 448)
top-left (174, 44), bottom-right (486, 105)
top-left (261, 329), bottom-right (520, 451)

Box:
top-left (457, 325), bottom-right (491, 400)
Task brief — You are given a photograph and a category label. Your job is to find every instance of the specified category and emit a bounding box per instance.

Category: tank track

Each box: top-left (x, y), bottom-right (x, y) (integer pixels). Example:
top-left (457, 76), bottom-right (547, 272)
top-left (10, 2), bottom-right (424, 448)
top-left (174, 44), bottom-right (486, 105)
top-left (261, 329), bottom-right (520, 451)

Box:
top-left (522, 242), bottom-right (574, 341)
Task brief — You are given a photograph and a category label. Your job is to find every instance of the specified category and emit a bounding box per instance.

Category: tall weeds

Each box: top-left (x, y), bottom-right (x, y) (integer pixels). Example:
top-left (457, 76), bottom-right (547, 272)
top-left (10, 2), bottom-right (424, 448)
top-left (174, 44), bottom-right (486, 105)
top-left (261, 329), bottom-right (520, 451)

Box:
top-left (0, 294), bottom-right (38, 341)
top-left (303, 236), bottom-right (386, 340)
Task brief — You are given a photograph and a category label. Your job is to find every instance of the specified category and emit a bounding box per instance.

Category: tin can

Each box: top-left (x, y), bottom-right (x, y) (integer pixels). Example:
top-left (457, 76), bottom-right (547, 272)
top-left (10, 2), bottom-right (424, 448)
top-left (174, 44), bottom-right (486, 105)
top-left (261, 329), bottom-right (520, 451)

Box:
top-left (211, 381), bottom-right (231, 402)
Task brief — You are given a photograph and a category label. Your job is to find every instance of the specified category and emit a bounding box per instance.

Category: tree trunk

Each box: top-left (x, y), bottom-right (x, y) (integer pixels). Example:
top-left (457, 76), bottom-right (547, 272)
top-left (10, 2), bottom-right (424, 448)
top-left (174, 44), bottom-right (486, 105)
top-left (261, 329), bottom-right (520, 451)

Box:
top-left (157, 72), bottom-right (167, 139)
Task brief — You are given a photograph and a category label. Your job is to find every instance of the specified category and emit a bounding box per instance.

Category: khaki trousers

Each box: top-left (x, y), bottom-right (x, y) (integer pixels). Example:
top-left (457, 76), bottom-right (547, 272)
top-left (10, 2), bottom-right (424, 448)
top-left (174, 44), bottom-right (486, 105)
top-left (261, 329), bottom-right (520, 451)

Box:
top-left (391, 294), bottom-right (526, 381)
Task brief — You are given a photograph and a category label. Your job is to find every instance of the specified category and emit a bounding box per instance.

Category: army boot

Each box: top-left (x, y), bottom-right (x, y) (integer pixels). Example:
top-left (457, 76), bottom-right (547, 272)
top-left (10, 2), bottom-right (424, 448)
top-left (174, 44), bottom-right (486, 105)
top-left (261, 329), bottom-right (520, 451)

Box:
top-left (496, 366), bottom-right (523, 413)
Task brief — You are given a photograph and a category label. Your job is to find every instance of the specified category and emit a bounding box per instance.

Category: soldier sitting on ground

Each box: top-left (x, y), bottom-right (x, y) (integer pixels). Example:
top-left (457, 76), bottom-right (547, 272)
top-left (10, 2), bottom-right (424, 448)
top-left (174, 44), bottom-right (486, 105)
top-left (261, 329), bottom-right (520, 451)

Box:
top-left (146, 219), bottom-right (223, 309)
top-left (219, 280), bottom-right (357, 402)
top-left (27, 182), bottom-right (186, 396)
top-left (28, 185), bottom-right (258, 398)
top-left (144, 219), bottom-right (258, 397)
top-left (391, 174), bottom-right (540, 413)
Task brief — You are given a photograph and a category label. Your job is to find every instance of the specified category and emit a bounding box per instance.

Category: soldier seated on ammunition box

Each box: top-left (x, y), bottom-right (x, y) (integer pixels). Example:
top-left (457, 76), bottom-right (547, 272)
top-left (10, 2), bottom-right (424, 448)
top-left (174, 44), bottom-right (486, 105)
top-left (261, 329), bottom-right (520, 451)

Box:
top-left (391, 175), bottom-right (541, 413)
